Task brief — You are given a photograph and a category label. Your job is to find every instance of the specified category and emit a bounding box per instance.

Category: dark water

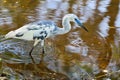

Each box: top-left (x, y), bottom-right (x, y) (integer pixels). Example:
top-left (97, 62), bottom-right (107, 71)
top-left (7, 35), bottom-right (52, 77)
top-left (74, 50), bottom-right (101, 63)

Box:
top-left (0, 0), bottom-right (120, 80)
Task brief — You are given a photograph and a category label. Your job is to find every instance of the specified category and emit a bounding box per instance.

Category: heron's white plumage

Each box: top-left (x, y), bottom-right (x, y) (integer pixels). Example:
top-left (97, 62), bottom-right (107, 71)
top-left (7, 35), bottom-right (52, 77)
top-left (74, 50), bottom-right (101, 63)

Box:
top-left (5, 21), bottom-right (56, 41)
top-left (5, 14), bottom-right (88, 47)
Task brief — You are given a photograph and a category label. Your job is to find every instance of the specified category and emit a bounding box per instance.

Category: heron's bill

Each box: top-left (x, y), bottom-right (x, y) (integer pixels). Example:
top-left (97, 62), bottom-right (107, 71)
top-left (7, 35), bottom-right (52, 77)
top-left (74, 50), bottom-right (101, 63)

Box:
top-left (80, 25), bottom-right (88, 32)
top-left (75, 18), bottom-right (88, 32)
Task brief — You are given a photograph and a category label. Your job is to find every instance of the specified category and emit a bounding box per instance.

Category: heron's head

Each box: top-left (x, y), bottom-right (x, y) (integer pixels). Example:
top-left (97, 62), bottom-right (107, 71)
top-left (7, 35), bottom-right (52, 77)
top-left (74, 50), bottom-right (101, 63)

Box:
top-left (64, 14), bottom-right (88, 32)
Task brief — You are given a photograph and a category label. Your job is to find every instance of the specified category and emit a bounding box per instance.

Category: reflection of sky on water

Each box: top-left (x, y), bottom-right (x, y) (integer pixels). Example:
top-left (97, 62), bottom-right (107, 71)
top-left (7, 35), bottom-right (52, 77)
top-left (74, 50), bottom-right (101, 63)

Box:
top-left (36, 0), bottom-right (99, 23)
top-left (66, 32), bottom-right (88, 56)
top-left (98, 16), bottom-right (110, 37)
top-left (98, 0), bottom-right (111, 13)
top-left (80, 0), bottom-right (97, 22)
top-left (0, 8), bottom-right (12, 26)
top-left (114, 3), bottom-right (120, 48)
top-left (0, 40), bottom-right (25, 55)
top-left (115, 2), bottom-right (120, 28)
top-left (36, 0), bottom-right (69, 20)
top-left (0, 0), bottom-right (113, 26)
top-left (45, 0), bottom-right (62, 10)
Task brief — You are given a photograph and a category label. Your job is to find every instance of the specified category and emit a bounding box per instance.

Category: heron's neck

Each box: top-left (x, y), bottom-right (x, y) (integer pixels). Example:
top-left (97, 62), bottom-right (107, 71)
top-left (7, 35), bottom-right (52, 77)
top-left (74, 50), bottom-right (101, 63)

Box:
top-left (58, 18), bottom-right (71, 34)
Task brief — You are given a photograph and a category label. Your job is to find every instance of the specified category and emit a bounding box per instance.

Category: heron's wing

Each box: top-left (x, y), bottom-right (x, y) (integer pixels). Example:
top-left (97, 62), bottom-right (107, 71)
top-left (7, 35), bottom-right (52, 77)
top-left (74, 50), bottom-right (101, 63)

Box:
top-left (15, 32), bottom-right (24, 37)
top-left (33, 30), bottom-right (48, 40)
top-left (13, 21), bottom-right (43, 37)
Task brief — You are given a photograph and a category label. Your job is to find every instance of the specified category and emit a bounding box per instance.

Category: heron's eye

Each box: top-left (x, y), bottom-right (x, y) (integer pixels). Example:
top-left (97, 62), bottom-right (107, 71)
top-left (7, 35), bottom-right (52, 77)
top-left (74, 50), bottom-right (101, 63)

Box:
top-left (74, 18), bottom-right (78, 21)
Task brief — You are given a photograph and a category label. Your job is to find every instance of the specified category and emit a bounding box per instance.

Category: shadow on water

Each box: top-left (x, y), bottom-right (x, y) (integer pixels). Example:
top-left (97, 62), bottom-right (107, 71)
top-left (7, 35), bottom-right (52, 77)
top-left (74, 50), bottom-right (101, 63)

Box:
top-left (0, 0), bottom-right (120, 80)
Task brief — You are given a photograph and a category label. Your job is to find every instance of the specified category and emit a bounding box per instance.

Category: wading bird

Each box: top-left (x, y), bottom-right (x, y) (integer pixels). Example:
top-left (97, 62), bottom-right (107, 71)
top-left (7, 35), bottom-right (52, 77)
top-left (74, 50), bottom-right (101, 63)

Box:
top-left (5, 14), bottom-right (88, 62)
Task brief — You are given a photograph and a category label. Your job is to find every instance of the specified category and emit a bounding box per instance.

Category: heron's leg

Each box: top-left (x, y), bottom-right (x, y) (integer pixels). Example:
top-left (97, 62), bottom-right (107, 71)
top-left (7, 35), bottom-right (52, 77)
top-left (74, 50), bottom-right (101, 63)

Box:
top-left (40, 40), bottom-right (45, 62)
top-left (41, 40), bottom-right (45, 54)
top-left (29, 47), bottom-right (35, 63)
top-left (29, 39), bottom-right (40, 63)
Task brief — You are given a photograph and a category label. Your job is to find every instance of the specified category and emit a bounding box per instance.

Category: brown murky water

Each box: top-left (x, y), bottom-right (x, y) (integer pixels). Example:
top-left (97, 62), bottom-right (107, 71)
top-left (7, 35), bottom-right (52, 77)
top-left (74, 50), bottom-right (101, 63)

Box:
top-left (0, 0), bottom-right (120, 80)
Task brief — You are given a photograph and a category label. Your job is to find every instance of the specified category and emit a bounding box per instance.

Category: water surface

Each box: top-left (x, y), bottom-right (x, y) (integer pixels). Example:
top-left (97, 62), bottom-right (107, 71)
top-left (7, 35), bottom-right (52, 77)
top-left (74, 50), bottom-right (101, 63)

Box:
top-left (0, 0), bottom-right (120, 80)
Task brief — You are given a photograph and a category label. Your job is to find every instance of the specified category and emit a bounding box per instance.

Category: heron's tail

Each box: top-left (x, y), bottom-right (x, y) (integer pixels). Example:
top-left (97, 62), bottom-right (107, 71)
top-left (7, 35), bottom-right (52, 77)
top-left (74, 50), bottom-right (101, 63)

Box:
top-left (5, 31), bottom-right (16, 39)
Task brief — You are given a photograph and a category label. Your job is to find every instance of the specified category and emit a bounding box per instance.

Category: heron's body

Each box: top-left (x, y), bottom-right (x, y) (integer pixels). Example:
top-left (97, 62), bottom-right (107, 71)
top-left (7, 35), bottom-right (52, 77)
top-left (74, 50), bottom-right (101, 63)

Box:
top-left (5, 14), bottom-right (88, 63)
top-left (5, 21), bottom-right (58, 41)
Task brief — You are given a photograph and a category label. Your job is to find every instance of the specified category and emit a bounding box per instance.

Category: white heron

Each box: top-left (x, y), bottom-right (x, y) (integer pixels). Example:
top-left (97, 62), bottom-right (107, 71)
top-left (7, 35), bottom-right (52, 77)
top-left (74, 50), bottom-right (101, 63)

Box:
top-left (5, 14), bottom-right (88, 62)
